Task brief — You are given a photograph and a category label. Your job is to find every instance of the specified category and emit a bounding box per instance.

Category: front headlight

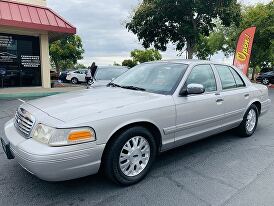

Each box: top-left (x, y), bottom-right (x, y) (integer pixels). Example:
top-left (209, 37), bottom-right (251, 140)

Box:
top-left (32, 124), bottom-right (96, 146)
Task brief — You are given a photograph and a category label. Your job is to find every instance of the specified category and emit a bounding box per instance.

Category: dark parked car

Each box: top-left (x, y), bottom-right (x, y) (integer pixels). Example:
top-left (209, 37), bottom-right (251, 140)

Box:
top-left (256, 71), bottom-right (274, 85)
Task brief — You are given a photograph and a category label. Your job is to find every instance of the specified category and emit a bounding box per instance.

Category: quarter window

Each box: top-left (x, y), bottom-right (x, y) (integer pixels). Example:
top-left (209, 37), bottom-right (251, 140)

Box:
top-left (186, 64), bottom-right (217, 92)
top-left (229, 67), bottom-right (245, 87)
top-left (215, 65), bottom-right (237, 90)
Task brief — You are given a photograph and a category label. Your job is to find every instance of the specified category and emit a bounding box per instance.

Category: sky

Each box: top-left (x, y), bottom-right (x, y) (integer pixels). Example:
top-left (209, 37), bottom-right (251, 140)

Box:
top-left (47, 0), bottom-right (271, 66)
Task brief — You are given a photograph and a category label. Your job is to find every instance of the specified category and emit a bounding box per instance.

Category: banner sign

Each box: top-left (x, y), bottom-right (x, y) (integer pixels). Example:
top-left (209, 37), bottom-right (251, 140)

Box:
top-left (233, 27), bottom-right (256, 76)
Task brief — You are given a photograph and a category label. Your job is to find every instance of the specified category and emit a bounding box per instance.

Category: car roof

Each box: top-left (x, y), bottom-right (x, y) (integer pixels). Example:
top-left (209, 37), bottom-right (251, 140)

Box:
top-left (98, 66), bottom-right (128, 69)
top-left (151, 59), bottom-right (232, 67)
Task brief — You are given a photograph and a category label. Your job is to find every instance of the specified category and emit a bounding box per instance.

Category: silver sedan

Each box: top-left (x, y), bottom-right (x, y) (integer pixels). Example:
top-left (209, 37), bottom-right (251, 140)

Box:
top-left (1, 60), bottom-right (271, 185)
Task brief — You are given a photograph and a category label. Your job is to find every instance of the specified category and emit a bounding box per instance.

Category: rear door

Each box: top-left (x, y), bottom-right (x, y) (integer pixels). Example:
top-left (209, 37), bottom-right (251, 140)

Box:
top-left (214, 65), bottom-right (250, 128)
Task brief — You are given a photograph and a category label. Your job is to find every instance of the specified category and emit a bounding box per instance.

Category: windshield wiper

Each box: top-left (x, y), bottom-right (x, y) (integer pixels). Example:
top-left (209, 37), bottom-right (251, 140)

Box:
top-left (121, 85), bottom-right (146, 91)
top-left (107, 82), bottom-right (121, 88)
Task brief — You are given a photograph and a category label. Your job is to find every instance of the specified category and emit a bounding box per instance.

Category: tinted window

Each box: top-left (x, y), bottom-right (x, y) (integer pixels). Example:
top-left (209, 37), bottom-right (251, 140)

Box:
top-left (215, 65), bottom-right (236, 90)
top-left (113, 63), bottom-right (188, 94)
top-left (229, 67), bottom-right (245, 87)
top-left (186, 64), bottom-right (217, 92)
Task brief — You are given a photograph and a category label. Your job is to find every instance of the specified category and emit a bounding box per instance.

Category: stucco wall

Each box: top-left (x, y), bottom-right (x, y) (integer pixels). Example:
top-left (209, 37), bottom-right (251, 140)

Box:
top-left (14, 0), bottom-right (47, 6)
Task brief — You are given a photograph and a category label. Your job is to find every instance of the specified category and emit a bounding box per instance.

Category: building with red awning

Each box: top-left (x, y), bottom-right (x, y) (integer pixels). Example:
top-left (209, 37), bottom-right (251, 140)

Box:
top-left (0, 0), bottom-right (76, 88)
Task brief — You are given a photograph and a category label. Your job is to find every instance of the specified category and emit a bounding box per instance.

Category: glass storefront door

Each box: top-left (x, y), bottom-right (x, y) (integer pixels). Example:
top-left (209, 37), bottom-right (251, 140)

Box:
top-left (0, 33), bottom-right (41, 88)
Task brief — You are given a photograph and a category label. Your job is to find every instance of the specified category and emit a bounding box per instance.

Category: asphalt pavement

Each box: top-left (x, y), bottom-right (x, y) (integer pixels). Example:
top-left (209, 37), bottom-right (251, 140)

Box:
top-left (0, 90), bottom-right (274, 206)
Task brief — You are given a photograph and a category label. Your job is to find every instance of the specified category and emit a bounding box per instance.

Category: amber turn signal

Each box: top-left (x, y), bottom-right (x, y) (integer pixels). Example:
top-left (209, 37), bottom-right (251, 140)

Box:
top-left (68, 130), bottom-right (94, 142)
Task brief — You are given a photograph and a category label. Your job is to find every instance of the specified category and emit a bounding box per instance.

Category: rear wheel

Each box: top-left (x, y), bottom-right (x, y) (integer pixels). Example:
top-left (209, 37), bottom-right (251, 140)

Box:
top-left (103, 126), bottom-right (157, 186)
top-left (71, 77), bottom-right (78, 84)
top-left (237, 104), bottom-right (259, 137)
top-left (262, 78), bottom-right (270, 85)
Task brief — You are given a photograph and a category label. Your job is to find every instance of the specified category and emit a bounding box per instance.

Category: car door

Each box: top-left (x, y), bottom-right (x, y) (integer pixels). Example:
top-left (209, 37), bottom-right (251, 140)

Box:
top-left (78, 70), bottom-right (87, 82)
top-left (173, 64), bottom-right (224, 145)
top-left (214, 64), bottom-right (250, 128)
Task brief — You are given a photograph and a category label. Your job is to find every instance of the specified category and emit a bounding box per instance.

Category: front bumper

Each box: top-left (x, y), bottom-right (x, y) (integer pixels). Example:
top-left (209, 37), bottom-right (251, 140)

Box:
top-left (1, 119), bottom-right (105, 182)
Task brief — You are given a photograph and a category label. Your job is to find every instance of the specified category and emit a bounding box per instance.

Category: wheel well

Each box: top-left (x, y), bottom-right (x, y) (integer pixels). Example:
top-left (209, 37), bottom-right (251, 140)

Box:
top-left (252, 101), bottom-right (261, 115)
top-left (101, 122), bottom-right (162, 163)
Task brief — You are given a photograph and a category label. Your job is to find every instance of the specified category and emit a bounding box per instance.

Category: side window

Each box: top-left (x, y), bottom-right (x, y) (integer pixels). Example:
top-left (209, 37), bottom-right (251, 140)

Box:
top-left (186, 64), bottom-right (217, 92)
top-left (229, 67), bottom-right (245, 87)
top-left (215, 65), bottom-right (236, 90)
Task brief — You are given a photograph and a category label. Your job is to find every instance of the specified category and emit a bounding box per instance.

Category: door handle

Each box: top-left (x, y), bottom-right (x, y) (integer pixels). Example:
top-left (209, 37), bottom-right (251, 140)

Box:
top-left (244, 94), bottom-right (250, 98)
top-left (216, 98), bottom-right (224, 103)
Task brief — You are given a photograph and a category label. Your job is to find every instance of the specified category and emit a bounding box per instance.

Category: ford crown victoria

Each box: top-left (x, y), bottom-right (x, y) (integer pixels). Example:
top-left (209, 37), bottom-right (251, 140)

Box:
top-left (1, 60), bottom-right (271, 185)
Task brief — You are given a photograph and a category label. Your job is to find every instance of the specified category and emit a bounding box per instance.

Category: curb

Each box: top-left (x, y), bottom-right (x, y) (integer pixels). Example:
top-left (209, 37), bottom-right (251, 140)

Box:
top-left (0, 92), bottom-right (63, 100)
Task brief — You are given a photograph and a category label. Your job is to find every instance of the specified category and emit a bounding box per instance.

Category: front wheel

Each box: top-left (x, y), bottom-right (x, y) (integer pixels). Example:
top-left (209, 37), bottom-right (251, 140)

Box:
top-left (103, 127), bottom-right (157, 186)
top-left (237, 104), bottom-right (259, 137)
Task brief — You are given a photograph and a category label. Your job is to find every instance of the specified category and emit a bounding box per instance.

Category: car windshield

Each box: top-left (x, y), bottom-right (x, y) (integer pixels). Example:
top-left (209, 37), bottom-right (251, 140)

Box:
top-left (95, 68), bottom-right (128, 80)
top-left (112, 63), bottom-right (188, 94)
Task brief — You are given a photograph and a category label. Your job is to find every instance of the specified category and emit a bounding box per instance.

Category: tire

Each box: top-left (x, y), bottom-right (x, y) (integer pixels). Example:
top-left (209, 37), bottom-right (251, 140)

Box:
top-left (237, 104), bottom-right (259, 137)
top-left (262, 78), bottom-right (270, 85)
top-left (71, 77), bottom-right (78, 84)
top-left (103, 126), bottom-right (157, 186)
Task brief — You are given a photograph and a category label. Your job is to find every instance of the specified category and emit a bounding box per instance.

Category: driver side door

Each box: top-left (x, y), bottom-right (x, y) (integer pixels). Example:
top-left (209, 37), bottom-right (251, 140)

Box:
top-left (173, 64), bottom-right (224, 145)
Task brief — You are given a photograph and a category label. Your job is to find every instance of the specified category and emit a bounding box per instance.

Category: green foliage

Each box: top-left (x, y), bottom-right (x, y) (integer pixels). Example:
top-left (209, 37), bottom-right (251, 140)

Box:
top-left (113, 62), bottom-right (121, 66)
top-left (75, 63), bottom-right (87, 69)
top-left (240, 2), bottom-right (274, 69)
top-left (126, 0), bottom-right (241, 58)
top-left (131, 49), bottom-right (162, 63)
top-left (198, 2), bottom-right (273, 70)
top-left (49, 35), bottom-right (84, 72)
top-left (122, 59), bottom-right (137, 68)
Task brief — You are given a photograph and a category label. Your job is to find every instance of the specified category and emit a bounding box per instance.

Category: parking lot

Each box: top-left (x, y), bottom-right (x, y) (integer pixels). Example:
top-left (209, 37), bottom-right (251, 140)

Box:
top-left (0, 90), bottom-right (273, 206)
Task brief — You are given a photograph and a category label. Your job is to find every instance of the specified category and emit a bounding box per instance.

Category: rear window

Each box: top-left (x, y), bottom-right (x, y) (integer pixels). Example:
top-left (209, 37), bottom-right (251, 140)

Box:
top-left (215, 65), bottom-right (236, 90)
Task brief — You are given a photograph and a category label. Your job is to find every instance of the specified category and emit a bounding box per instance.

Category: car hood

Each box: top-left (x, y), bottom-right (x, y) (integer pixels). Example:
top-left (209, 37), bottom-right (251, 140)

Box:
top-left (27, 87), bottom-right (164, 122)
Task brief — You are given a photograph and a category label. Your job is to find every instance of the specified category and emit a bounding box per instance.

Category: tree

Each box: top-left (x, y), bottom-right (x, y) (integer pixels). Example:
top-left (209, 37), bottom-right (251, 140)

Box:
top-left (196, 2), bottom-right (273, 78)
top-left (240, 2), bottom-right (274, 74)
top-left (122, 59), bottom-right (137, 68)
top-left (49, 35), bottom-right (84, 73)
top-left (131, 49), bottom-right (162, 63)
top-left (194, 22), bottom-right (229, 60)
top-left (113, 62), bottom-right (121, 66)
top-left (126, 0), bottom-right (241, 59)
top-left (75, 63), bottom-right (87, 69)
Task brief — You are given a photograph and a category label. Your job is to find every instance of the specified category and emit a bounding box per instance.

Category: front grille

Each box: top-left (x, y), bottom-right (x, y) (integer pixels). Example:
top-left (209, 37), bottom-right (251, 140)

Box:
top-left (14, 108), bottom-right (35, 137)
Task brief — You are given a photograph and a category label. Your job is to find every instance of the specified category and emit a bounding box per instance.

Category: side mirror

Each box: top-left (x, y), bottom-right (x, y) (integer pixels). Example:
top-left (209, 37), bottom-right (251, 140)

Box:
top-left (180, 84), bottom-right (205, 96)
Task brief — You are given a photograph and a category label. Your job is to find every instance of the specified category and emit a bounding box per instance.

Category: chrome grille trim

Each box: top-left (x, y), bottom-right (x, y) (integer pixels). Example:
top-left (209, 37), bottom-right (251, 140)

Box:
top-left (14, 108), bottom-right (35, 137)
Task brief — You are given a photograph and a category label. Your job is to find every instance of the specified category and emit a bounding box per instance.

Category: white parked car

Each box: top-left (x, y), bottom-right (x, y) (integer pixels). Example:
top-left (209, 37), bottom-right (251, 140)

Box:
top-left (66, 66), bottom-right (128, 85)
top-left (66, 69), bottom-right (87, 84)
top-left (1, 60), bottom-right (271, 185)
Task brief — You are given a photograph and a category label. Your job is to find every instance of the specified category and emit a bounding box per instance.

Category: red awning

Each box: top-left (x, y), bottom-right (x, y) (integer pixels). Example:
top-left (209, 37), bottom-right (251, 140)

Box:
top-left (0, 0), bottom-right (76, 39)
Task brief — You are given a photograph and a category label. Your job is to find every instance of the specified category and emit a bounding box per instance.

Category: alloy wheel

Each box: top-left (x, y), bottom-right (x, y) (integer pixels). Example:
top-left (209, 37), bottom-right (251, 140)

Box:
top-left (119, 136), bottom-right (150, 177)
top-left (262, 78), bottom-right (269, 85)
top-left (246, 109), bottom-right (257, 132)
